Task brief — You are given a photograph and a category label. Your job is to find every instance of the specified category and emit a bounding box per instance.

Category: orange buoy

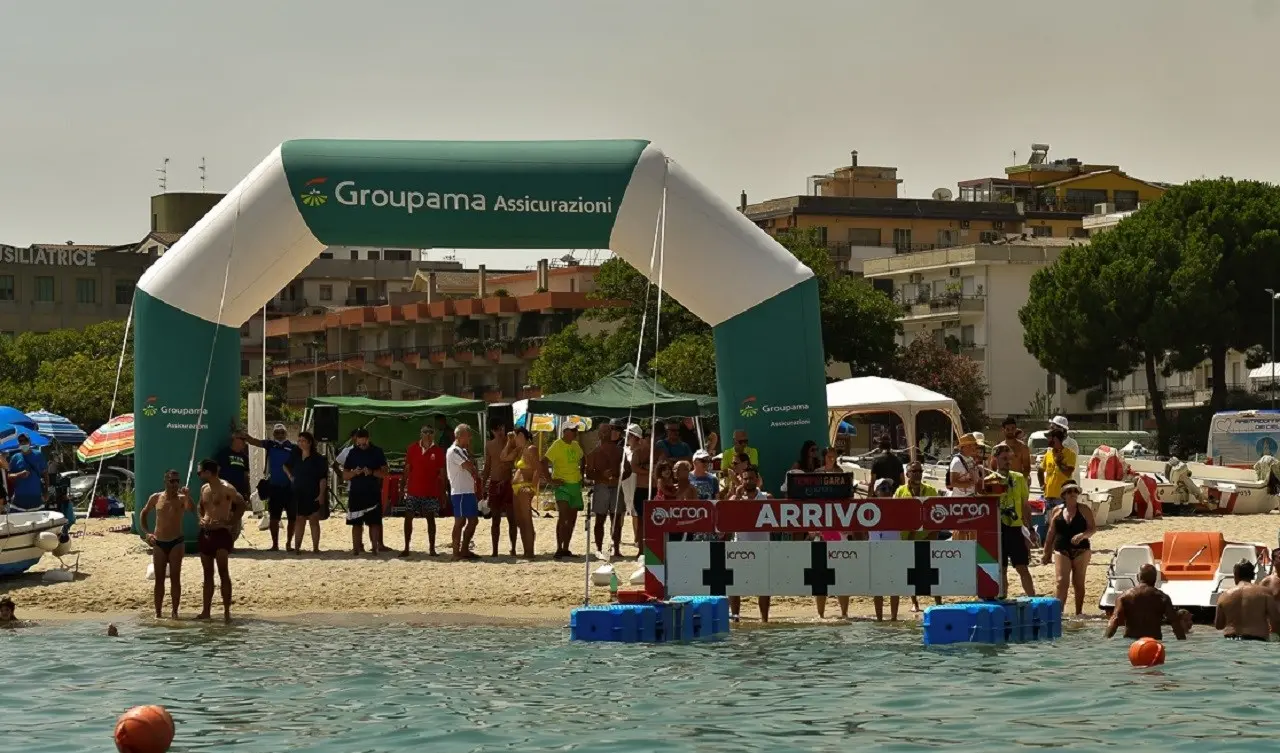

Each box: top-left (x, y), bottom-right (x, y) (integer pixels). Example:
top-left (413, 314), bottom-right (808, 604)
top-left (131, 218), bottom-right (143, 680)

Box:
top-left (114, 705), bottom-right (175, 753)
top-left (1128, 637), bottom-right (1166, 667)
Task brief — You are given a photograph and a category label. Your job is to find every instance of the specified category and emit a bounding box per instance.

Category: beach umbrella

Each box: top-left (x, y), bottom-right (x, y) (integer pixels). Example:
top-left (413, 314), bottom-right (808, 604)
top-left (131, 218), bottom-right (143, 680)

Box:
top-left (77, 413), bottom-right (135, 463)
top-left (0, 406), bottom-right (37, 431)
top-left (0, 423), bottom-right (51, 452)
top-left (25, 409), bottom-right (89, 444)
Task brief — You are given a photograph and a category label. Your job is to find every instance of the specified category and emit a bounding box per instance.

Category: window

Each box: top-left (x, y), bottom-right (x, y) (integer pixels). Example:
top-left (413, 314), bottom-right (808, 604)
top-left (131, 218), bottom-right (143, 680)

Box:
top-left (812, 226), bottom-right (828, 245)
top-left (1065, 188), bottom-right (1108, 213)
top-left (1232, 361), bottom-right (1241, 387)
top-left (937, 229), bottom-right (958, 248)
top-left (1070, 227), bottom-right (1089, 239)
top-left (385, 249), bottom-right (412, 261)
top-left (368, 250), bottom-right (380, 260)
top-left (979, 231), bottom-right (999, 244)
top-left (241, 359), bottom-right (250, 376)
top-left (961, 325), bottom-right (976, 347)
top-left (319, 284), bottom-right (333, 301)
top-left (0, 275), bottom-right (13, 301)
top-left (892, 229), bottom-right (912, 252)
top-left (1031, 225), bottom-right (1053, 237)
top-left (115, 281), bottom-right (134, 305)
top-left (1047, 373), bottom-right (1057, 395)
top-left (319, 251), bottom-right (334, 259)
top-left (847, 228), bottom-right (881, 246)
top-left (1113, 190), bottom-right (1139, 212)
top-left (353, 287), bottom-right (368, 304)
top-left (239, 323), bottom-right (251, 336)
top-left (35, 276), bottom-right (55, 302)
top-left (76, 278), bottom-right (97, 303)
top-left (349, 249), bottom-right (359, 260)
top-left (961, 276), bottom-right (976, 296)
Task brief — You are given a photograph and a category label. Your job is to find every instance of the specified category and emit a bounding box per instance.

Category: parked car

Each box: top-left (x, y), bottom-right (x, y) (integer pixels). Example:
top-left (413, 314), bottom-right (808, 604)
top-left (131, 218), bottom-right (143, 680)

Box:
top-left (62, 468), bottom-right (134, 504)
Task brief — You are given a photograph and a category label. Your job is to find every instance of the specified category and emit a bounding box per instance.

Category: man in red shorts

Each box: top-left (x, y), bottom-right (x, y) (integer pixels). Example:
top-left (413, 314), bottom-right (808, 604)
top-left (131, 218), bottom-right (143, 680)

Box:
top-left (195, 459), bottom-right (247, 623)
top-left (401, 425), bottom-right (446, 557)
top-left (482, 421), bottom-right (519, 557)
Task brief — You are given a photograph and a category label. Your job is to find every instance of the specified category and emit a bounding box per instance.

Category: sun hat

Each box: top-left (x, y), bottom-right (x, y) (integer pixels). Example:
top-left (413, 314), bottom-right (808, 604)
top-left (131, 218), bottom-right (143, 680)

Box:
top-left (626, 423), bottom-right (643, 439)
top-left (693, 449), bottom-right (711, 461)
top-left (1050, 415), bottom-right (1070, 431)
top-left (1060, 480), bottom-right (1082, 496)
top-left (272, 423), bottom-right (287, 432)
top-left (958, 433), bottom-right (978, 447)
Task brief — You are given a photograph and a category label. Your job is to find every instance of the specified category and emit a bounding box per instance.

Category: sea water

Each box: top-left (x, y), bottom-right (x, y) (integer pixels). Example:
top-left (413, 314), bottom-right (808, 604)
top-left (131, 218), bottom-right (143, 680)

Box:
top-left (1, 618), bottom-right (1276, 752)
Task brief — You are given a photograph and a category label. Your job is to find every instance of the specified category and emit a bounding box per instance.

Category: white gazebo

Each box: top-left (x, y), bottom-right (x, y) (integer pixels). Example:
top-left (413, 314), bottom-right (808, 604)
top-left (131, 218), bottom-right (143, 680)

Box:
top-left (825, 376), bottom-right (963, 461)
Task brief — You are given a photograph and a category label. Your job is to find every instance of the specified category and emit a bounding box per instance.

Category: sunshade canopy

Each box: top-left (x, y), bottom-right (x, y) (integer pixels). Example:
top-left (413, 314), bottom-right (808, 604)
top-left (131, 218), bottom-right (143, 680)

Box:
top-left (307, 394), bottom-right (487, 454)
top-left (825, 376), bottom-right (963, 459)
top-left (26, 409), bottom-right (89, 444)
top-left (527, 367), bottom-right (716, 421)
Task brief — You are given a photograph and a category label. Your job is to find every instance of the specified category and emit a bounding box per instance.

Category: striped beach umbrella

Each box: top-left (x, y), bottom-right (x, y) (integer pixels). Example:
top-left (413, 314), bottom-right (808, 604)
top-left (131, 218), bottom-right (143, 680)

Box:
top-left (77, 413), bottom-right (135, 463)
top-left (26, 409), bottom-right (89, 444)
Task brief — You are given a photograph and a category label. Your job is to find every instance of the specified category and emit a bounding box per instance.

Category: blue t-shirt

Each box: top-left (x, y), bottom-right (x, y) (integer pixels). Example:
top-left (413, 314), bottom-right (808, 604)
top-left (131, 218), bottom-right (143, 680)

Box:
top-left (656, 439), bottom-right (693, 459)
top-left (343, 444), bottom-right (387, 500)
top-left (215, 445), bottom-right (251, 497)
top-left (9, 450), bottom-right (47, 500)
top-left (262, 439), bottom-right (297, 487)
top-left (690, 473), bottom-right (718, 500)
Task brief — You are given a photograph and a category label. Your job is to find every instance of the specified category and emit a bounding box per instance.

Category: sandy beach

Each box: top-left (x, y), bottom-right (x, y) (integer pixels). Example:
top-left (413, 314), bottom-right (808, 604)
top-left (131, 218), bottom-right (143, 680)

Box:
top-left (5, 508), bottom-right (1278, 624)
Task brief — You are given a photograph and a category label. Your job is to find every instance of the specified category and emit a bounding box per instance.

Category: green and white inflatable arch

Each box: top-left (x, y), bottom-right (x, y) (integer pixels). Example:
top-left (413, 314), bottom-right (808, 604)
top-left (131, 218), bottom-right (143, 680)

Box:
top-left (134, 139), bottom-right (828, 547)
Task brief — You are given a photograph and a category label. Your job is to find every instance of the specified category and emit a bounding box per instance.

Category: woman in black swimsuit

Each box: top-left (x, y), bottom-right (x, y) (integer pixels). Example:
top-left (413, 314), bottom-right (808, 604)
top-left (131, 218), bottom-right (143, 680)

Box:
top-left (1040, 480), bottom-right (1096, 615)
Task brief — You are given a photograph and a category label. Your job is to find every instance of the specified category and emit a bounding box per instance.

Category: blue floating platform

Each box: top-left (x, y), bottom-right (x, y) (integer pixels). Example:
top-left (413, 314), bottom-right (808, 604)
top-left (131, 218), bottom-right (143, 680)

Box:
top-left (923, 598), bottom-right (1063, 646)
top-left (570, 597), bottom-right (731, 643)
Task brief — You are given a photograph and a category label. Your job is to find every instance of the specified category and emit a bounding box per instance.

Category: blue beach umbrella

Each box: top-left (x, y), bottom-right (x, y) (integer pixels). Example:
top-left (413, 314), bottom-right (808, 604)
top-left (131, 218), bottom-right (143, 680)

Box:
top-left (25, 409), bottom-right (89, 444)
top-left (0, 406), bottom-right (37, 431)
top-left (0, 423), bottom-right (51, 453)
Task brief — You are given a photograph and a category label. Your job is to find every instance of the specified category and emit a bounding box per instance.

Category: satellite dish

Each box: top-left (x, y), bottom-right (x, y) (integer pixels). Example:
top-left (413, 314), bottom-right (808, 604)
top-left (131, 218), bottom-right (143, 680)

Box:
top-left (932, 188), bottom-right (954, 201)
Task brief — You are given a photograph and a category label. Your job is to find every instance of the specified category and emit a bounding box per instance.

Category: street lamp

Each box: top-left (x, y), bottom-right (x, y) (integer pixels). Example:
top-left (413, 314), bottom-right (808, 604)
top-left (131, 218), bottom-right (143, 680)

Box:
top-left (1267, 289), bottom-right (1280, 409)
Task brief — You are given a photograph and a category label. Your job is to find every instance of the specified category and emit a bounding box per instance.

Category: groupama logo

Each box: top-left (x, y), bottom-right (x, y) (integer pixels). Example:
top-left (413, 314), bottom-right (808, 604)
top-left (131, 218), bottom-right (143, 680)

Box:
top-left (141, 396), bottom-right (159, 418)
top-left (739, 396), bottom-right (759, 418)
top-left (300, 177), bottom-right (328, 207)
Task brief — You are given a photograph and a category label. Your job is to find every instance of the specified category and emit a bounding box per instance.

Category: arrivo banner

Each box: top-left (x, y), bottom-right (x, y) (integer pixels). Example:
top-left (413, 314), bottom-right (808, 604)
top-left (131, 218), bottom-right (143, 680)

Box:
top-left (647, 497), bottom-right (998, 534)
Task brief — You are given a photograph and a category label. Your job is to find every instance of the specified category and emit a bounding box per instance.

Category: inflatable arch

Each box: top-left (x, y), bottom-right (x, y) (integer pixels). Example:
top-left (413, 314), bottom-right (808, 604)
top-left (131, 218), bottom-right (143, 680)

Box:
top-left (133, 139), bottom-right (828, 546)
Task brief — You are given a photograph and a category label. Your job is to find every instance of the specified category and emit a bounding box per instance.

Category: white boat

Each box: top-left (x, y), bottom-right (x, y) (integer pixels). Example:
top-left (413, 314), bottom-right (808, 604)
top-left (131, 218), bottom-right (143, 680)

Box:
top-left (1127, 458), bottom-right (1278, 515)
top-left (1099, 531), bottom-right (1271, 613)
top-left (0, 510), bottom-right (68, 576)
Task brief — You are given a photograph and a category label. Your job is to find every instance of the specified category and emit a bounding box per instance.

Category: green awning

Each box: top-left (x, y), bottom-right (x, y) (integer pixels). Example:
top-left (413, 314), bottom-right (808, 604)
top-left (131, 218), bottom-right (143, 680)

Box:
top-left (307, 394), bottom-right (486, 417)
top-left (527, 367), bottom-right (717, 420)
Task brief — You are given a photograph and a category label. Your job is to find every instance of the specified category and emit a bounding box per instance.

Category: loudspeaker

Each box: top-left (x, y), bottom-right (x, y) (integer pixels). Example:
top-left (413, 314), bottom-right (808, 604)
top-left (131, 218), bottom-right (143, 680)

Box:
top-left (312, 405), bottom-right (340, 442)
top-left (487, 403), bottom-right (514, 433)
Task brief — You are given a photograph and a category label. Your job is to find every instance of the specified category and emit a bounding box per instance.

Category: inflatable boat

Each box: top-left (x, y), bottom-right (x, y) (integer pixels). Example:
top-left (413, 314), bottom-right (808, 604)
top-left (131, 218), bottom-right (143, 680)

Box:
top-left (0, 510), bottom-right (69, 576)
top-left (1099, 531), bottom-right (1271, 614)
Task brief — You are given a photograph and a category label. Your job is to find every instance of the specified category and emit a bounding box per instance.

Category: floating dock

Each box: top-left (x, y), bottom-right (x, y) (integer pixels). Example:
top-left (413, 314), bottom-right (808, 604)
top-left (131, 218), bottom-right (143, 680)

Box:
top-left (923, 597), bottom-right (1064, 645)
top-left (570, 596), bottom-right (732, 643)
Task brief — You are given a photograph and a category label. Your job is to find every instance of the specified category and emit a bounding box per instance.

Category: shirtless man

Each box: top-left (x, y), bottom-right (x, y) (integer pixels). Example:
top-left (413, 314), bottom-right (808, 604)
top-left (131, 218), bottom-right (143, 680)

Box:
top-left (1105, 564), bottom-right (1187, 641)
top-left (584, 423), bottom-right (626, 558)
top-left (1215, 560), bottom-right (1280, 641)
top-left (1257, 548), bottom-right (1280, 598)
top-left (195, 458), bottom-right (247, 622)
top-left (671, 460), bottom-right (700, 500)
top-left (481, 422), bottom-right (519, 557)
top-left (139, 470), bottom-right (195, 619)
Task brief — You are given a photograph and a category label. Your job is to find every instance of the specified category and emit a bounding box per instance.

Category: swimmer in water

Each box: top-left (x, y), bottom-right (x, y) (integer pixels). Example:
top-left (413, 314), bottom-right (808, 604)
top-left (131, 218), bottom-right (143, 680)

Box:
top-left (1215, 560), bottom-right (1280, 641)
top-left (0, 596), bottom-right (24, 628)
top-left (1257, 548), bottom-right (1280, 598)
top-left (1104, 564), bottom-right (1187, 641)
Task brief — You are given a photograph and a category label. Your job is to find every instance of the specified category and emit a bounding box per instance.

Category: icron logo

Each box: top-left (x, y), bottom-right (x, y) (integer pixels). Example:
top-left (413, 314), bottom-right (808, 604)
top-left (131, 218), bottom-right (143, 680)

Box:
top-left (300, 177), bottom-right (328, 207)
top-left (650, 506), bottom-right (710, 527)
top-left (727, 551), bottom-right (756, 560)
top-left (929, 502), bottom-right (991, 524)
top-left (932, 549), bottom-right (965, 559)
top-left (828, 550), bottom-right (859, 560)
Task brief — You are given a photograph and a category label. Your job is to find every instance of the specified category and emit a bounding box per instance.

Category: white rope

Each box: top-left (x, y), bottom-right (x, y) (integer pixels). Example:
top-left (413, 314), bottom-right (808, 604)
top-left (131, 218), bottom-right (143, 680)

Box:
top-left (186, 201), bottom-right (241, 487)
top-left (70, 298), bottom-right (135, 575)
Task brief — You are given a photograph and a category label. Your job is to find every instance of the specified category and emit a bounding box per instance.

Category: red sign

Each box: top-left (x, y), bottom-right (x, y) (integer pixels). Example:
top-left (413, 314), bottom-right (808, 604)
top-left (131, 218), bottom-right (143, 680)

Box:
top-left (645, 496), bottom-right (998, 534)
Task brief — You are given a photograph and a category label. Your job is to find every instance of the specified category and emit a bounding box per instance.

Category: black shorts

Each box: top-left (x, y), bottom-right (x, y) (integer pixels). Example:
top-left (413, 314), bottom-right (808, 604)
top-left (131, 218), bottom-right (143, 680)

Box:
top-left (267, 484), bottom-right (294, 522)
top-left (347, 495), bottom-right (382, 527)
top-left (629, 487), bottom-right (650, 517)
top-left (1001, 524), bottom-right (1029, 568)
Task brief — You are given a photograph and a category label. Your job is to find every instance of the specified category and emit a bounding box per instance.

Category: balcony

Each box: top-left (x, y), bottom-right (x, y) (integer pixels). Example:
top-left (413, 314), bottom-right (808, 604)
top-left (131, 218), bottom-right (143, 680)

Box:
top-left (374, 351), bottom-right (396, 367)
top-left (374, 304), bottom-right (405, 325)
top-left (960, 345), bottom-right (985, 361)
top-left (428, 346), bottom-right (448, 365)
top-left (339, 307), bottom-right (378, 328)
top-left (344, 296), bottom-right (388, 307)
top-left (518, 336), bottom-right (547, 359)
top-left (481, 296), bottom-right (519, 315)
top-left (898, 294), bottom-right (986, 321)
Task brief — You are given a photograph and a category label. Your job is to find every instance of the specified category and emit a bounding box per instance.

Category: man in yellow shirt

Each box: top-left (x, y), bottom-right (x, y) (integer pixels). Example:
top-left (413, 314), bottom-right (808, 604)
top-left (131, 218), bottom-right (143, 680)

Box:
top-left (720, 430), bottom-right (759, 481)
top-left (987, 445), bottom-right (1037, 598)
top-left (544, 424), bottom-right (585, 559)
top-left (1036, 427), bottom-right (1076, 541)
top-left (892, 461), bottom-right (942, 613)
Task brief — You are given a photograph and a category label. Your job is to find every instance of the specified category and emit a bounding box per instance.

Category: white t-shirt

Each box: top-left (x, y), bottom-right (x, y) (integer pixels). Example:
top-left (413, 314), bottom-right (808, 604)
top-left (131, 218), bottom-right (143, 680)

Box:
top-left (1063, 436), bottom-right (1081, 479)
top-left (621, 445), bottom-right (637, 502)
top-left (735, 490), bottom-right (771, 542)
top-left (446, 444), bottom-right (475, 495)
top-left (948, 455), bottom-right (975, 497)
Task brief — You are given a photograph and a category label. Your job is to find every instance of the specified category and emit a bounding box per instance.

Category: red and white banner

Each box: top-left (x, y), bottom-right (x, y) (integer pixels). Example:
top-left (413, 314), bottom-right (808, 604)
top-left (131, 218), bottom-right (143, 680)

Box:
top-left (647, 497), bottom-right (999, 534)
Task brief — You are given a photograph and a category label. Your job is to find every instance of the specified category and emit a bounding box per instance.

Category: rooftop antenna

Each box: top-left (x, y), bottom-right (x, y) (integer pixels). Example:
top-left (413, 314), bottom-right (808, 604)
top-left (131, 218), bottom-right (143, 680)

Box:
top-left (199, 157), bottom-right (207, 192)
top-left (157, 157), bottom-right (170, 192)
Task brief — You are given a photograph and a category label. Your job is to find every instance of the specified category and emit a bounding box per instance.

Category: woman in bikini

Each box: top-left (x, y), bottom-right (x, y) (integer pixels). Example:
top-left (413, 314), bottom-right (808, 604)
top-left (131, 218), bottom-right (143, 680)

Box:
top-left (511, 428), bottom-right (540, 558)
top-left (1041, 480), bottom-right (1096, 615)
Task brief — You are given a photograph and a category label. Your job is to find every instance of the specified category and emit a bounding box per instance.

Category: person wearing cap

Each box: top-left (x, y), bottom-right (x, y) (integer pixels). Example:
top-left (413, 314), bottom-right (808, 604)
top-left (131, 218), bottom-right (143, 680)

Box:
top-left (342, 427), bottom-right (389, 556)
top-left (400, 425), bottom-right (447, 556)
top-left (947, 434), bottom-right (981, 497)
top-left (1037, 427), bottom-right (1077, 533)
top-left (1049, 415), bottom-right (1080, 474)
top-left (1040, 479), bottom-right (1095, 615)
top-left (894, 463), bottom-right (943, 613)
top-left (544, 423), bottom-right (586, 559)
top-left (215, 432), bottom-right (252, 508)
top-left (690, 450), bottom-right (718, 500)
top-left (989, 417), bottom-right (1032, 476)
top-left (986, 444), bottom-right (1037, 598)
top-left (241, 424), bottom-right (299, 552)
top-left (623, 423), bottom-right (649, 552)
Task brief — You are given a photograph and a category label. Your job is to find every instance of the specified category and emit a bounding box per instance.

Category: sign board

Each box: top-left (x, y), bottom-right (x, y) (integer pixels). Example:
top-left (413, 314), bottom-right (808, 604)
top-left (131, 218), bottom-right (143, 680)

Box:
top-left (785, 471), bottom-right (853, 500)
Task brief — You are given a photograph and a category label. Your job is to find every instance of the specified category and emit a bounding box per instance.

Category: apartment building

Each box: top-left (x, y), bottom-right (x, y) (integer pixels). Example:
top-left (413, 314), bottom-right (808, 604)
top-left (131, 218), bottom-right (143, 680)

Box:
top-left (0, 243), bottom-right (157, 336)
top-left (265, 261), bottom-right (614, 405)
top-left (863, 239), bottom-right (1090, 419)
top-left (742, 151), bottom-right (1024, 275)
top-left (955, 143), bottom-right (1167, 239)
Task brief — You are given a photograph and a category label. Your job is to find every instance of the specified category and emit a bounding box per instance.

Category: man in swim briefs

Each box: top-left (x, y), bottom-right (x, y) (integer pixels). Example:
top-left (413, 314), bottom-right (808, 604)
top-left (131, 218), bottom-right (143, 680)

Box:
top-left (481, 421), bottom-right (518, 557)
top-left (139, 469), bottom-right (196, 619)
top-left (1105, 564), bottom-right (1187, 641)
top-left (196, 458), bottom-right (247, 622)
top-left (1215, 560), bottom-right (1280, 641)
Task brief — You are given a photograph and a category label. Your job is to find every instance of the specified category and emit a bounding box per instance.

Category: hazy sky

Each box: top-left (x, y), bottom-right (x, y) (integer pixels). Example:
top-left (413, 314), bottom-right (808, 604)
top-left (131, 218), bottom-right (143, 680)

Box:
top-left (4, 0), bottom-right (1279, 269)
